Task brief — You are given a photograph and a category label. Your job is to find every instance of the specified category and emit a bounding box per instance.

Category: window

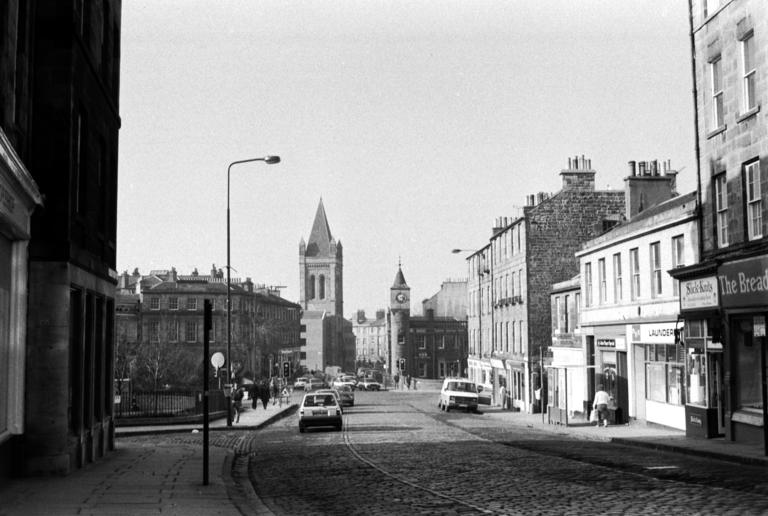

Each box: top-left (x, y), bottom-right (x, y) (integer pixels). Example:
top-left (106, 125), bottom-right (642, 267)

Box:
top-left (598, 258), bottom-right (607, 304)
top-left (644, 344), bottom-right (685, 406)
top-left (710, 57), bottom-right (724, 129)
top-left (584, 262), bottom-right (593, 307)
top-left (574, 293), bottom-right (580, 328)
top-left (564, 294), bottom-right (571, 332)
top-left (671, 235), bottom-right (685, 296)
top-left (149, 296), bottom-right (160, 310)
top-left (149, 321), bottom-right (160, 342)
top-left (703, 0), bottom-right (720, 18)
top-left (185, 321), bottom-right (196, 342)
top-left (612, 253), bottom-right (622, 302)
top-left (309, 275), bottom-right (315, 299)
top-left (438, 335), bottom-right (445, 350)
top-left (742, 32), bottom-right (757, 112)
top-left (186, 297), bottom-right (197, 311)
top-left (319, 274), bottom-right (325, 299)
top-left (630, 248), bottom-right (640, 300)
top-left (650, 242), bottom-right (662, 297)
top-left (169, 321), bottom-right (179, 342)
top-left (168, 296), bottom-right (178, 310)
top-left (416, 334), bottom-right (425, 349)
top-left (746, 161), bottom-right (762, 240)
top-left (715, 173), bottom-right (728, 247)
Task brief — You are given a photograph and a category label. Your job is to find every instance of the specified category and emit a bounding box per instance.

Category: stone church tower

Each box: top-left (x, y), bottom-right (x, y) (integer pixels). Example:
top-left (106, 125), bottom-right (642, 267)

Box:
top-left (299, 199), bottom-right (343, 316)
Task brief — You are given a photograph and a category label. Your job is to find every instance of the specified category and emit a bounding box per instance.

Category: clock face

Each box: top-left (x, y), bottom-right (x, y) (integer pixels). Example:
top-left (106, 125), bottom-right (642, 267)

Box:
top-left (395, 293), bottom-right (407, 303)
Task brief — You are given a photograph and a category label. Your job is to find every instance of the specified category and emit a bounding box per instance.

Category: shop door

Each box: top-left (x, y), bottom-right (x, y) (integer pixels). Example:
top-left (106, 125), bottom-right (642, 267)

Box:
top-left (616, 351), bottom-right (629, 424)
top-left (709, 351), bottom-right (725, 435)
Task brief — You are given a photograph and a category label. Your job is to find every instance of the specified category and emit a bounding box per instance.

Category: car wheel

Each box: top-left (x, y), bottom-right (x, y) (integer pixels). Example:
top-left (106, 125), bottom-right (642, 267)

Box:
top-left (299, 425), bottom-right (305, 433)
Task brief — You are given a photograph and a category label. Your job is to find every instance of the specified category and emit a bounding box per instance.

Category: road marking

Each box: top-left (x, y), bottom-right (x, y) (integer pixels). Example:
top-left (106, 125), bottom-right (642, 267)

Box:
top-left (645, 465), bottom-right (679, 470)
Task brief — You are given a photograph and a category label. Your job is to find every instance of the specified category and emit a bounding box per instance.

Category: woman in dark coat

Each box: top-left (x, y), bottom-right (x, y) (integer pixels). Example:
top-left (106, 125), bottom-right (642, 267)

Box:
top-left (259, 380), bottom-right (270, 409)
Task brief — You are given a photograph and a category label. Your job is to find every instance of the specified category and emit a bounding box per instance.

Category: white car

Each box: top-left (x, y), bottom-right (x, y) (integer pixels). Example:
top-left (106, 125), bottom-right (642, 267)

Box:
top-left (332, 375), bottom-right (357, 390)
top-left (299, 392), bottom-right (342, 432)
top-left (438, 378), bottom-right (480, 413)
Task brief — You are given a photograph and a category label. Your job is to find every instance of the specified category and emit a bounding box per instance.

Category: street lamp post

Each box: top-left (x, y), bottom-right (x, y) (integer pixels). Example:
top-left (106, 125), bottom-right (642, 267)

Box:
top-left (226, 155), bottom-right (280, 426)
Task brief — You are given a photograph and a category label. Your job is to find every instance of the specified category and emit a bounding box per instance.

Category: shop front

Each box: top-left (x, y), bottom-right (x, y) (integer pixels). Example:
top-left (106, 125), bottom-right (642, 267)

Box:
top-left (590, 326), bottom-right (628, 425)
top-left (717, 257), bottom-right (768, 452)
top-left (631, 322), bottom-right (686, 430)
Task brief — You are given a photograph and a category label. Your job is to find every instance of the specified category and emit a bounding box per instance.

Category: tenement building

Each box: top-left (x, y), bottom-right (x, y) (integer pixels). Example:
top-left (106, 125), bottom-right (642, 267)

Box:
top-left (352, 309), bottom-right (388, 368)
top-left (670, 0), bottom-right (768, 451)
top-left (577, 170), bottom-right (696, 430)
top-left (299, 199), bottom-right (355, 373)
top-left (115, 267), bottom-right (301, 391)
top-left (0, 1), bottom-right (121, 477)
top-left (464, 156), bottom-right (625, 412)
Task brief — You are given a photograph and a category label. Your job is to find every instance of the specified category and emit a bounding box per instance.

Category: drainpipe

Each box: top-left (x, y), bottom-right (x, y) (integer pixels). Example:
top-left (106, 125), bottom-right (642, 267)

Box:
top-left (688, 0), bottom-right (704, 260)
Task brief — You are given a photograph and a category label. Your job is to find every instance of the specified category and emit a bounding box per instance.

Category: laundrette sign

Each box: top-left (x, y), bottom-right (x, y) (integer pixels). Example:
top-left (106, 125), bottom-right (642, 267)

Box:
top-left (719, 256), bottom-right (768, 308)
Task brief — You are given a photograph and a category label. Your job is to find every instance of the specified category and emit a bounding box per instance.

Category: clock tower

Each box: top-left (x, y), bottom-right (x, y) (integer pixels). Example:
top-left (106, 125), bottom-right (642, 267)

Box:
top-left (389, 263), bottom-right (410, 377)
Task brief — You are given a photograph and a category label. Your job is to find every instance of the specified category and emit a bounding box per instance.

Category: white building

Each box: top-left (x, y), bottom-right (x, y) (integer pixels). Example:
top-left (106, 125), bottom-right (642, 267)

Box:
top-left (578, 180), bottom-right (698, 430)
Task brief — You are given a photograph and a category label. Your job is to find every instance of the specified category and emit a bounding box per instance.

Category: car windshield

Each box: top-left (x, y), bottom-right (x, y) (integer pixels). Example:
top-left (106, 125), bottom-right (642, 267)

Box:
top-left (447, 382), bottom-right (476, 392)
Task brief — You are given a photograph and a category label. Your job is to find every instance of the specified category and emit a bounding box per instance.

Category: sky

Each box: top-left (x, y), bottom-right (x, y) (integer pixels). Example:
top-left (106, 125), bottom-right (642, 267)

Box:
top-left (117, 0), bottom-right (696, 318)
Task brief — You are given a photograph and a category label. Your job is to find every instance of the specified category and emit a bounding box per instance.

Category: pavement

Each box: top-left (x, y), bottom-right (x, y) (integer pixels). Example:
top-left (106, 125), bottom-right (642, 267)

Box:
top-left (0, 390), bottom-right (765, 516)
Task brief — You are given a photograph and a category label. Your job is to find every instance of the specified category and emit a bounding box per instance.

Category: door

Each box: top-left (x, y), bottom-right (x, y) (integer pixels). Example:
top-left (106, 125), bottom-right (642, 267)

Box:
top-left (709, 351), bottom-right (725, 435)
top-left (616, 351), bottom-right (629, 424)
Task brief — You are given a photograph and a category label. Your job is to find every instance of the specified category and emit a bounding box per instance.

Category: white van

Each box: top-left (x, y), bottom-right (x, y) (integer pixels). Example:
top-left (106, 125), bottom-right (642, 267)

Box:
top-left (438, 378), bottom-right (480, 413)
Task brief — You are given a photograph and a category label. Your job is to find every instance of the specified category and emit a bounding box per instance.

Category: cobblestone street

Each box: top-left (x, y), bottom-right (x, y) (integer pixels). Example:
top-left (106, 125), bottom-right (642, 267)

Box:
top-left (241, 391), bottom-right (768, 515)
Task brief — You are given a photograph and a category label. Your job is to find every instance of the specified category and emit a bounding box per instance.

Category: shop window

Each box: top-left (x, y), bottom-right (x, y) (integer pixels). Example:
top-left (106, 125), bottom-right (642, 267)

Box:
top-left (644, 344), bottom-right (685, 406)
top-left (734, 319), bottom-right (762, 411)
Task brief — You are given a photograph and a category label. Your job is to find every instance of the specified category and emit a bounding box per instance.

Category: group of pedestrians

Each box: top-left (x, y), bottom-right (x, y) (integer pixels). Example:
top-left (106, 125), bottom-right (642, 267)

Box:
top-left (231, 377), bottom-right (291, 424)
top-left (392, 373), bottom-right (417, 390)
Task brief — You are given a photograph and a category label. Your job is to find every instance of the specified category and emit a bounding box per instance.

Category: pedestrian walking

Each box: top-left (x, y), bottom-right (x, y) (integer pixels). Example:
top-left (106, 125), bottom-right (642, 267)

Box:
top-left (270, 378), bottom-right (279, 405)
top-left (500, 384), bottom-right (508, 409)
top-left (250, 384), bottom-right (260, 409)
top-left (259, 380), bottom-right (270, 409)
top-left (593, 384), bottom-right (611, 427)
top-left (394, 373), bottom-right (400, 391)
top-left (406, 375), bottom-right (412, 390)
top-left (233, 386), bottom-right (244, 423)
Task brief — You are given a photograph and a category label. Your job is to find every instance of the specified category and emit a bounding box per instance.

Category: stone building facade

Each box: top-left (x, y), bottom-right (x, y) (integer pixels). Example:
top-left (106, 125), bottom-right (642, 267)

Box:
top-left (115, 267), bottom-right (301, 386)
top-left (0, 1), bottom-right (121, 477)
top-left (352, 309), bottom-right (388, 367)
top-left (465, 156), bottom-right (625, 412)
top-left (670, 0), bottom-right (768, 451)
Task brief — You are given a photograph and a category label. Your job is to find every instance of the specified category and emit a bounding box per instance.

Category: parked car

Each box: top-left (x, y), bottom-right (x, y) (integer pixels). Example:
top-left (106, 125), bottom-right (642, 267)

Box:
top-left (293, 377), bottom-right (309, 390)
top-left (357, 378), bottom-right (382, 391)
top-left (305, 378), bottom-right (326, 391)
top-left (332, 375), bottom-right (357, 390)
top-left (299, 392), bottom-right (342, 432)
top-left (336, 384), bottom-right (355, 406)
top-left (438, 378), bottom-right (479, 413)
top-left (315, 389), bottom-right (344, 412)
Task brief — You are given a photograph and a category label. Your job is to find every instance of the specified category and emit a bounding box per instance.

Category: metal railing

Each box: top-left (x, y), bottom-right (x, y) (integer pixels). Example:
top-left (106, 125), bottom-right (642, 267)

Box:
top-left (115, 390), bottom-right (227, 419)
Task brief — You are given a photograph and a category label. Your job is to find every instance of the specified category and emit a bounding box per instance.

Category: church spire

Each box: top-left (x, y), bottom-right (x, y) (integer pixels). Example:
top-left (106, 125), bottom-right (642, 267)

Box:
top-left (305, 198), bottom-right (333, 257)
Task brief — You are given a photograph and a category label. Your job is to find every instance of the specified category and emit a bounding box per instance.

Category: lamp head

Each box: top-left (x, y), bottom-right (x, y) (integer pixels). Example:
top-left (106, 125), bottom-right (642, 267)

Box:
top-left (264, 155), bottom-right (281, 164)
top-left (451, 249), bottom-right (463, 254)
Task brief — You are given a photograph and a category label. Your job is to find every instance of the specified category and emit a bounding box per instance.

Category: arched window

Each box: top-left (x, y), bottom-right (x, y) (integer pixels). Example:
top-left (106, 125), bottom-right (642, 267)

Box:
top-left (319, 274), bottom-right (326, 299)
top-left (309, 275), bottom-right (315, 299)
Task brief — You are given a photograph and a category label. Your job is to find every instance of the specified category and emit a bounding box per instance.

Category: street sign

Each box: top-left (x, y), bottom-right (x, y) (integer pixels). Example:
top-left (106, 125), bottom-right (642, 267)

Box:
top-left (211, 352), bottom-right (225, 369)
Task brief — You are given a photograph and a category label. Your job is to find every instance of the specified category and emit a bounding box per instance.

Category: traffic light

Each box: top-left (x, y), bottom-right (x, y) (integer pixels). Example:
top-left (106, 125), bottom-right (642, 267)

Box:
top-left (283, 361), bottom-right (291, 378)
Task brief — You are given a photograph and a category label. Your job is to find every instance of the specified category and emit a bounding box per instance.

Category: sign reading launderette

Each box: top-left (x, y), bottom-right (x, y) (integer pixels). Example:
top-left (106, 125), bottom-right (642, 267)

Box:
top-left (718, 256), bottom-right (768, 308)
